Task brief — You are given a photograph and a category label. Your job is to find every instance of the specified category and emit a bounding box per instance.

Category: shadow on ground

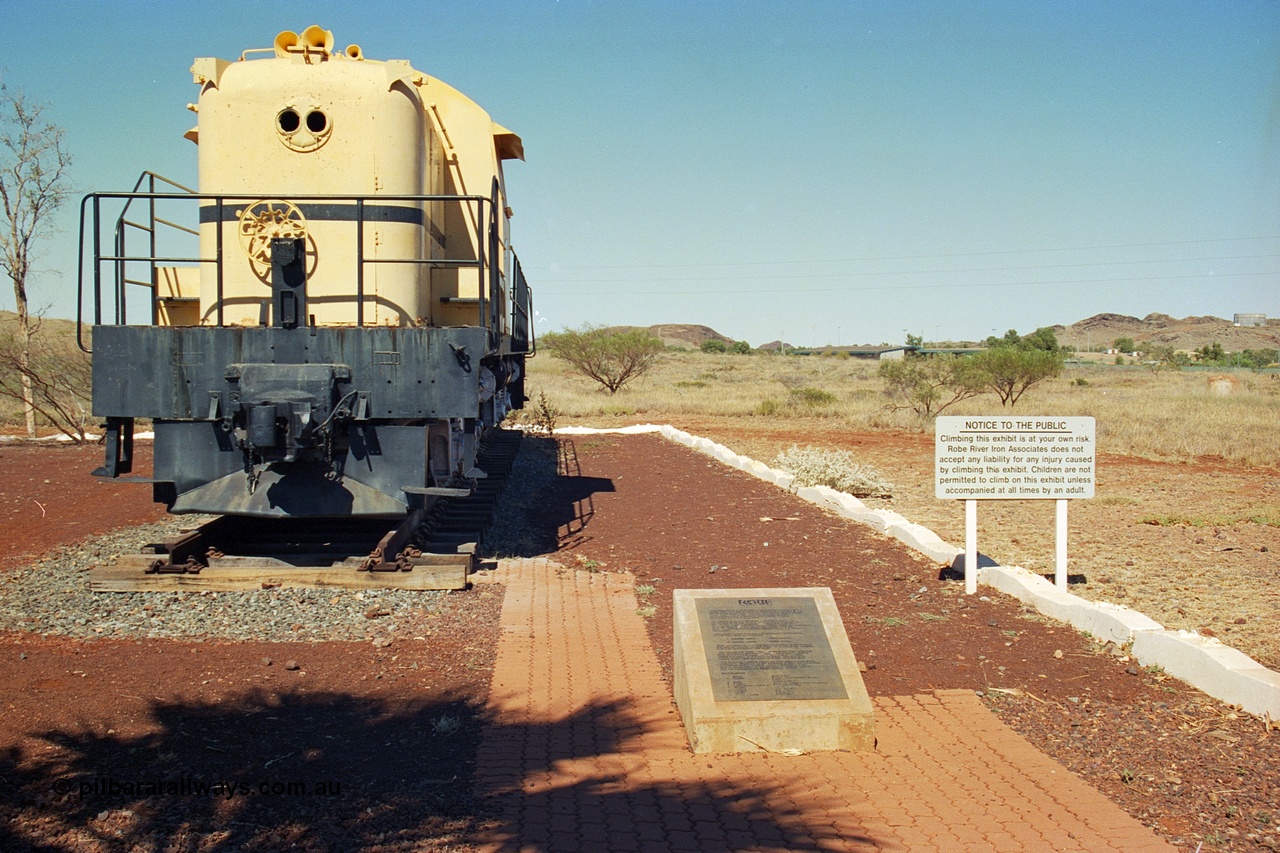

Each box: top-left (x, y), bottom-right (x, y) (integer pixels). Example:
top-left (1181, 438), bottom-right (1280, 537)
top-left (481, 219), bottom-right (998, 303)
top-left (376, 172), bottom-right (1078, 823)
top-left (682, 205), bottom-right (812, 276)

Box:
top-left (1, 690), bottom-right (484, 851)
top-left (1, 692), bottom-right (873, 851)
top-left (939, 551), bottom-right (1000, 580)
top-left (478, 697), bottom-right (877, 851)
top-left (484, 437), bottom-right (616, 558)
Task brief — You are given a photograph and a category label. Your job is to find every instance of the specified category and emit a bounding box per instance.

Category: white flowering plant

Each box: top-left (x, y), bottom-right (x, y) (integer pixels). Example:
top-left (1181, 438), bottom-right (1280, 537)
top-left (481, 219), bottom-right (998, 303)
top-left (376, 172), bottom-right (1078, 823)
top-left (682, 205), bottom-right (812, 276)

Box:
top-left (773, 445), bottom-right (893, 498)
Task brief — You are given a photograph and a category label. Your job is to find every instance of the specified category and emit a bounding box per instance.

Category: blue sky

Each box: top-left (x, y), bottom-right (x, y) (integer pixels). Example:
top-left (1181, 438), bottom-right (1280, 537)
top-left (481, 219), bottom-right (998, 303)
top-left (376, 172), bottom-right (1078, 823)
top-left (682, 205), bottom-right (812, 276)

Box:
top-left (3, 0), bottom-right (1278, 346)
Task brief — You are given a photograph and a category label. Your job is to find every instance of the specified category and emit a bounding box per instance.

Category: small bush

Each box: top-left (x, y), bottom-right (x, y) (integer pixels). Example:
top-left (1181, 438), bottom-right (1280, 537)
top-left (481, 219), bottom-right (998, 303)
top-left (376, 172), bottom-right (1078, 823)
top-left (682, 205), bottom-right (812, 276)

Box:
top-left (430, 714), bottom-right (462, 736)
top-left (790, 387), bottom-right (837, 406)
top-left (528, 390), bottom-right (559, 435)
top-left (700, 339), bottom-right (728, 354)
top-left (773, 445), bottom-right (892, 497)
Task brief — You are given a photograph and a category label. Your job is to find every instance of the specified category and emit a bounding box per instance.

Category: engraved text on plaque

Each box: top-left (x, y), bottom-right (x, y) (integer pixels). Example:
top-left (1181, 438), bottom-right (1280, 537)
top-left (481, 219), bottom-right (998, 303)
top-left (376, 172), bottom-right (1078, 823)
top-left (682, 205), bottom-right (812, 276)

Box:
top-left (695, 596), bottom-right (848, 702)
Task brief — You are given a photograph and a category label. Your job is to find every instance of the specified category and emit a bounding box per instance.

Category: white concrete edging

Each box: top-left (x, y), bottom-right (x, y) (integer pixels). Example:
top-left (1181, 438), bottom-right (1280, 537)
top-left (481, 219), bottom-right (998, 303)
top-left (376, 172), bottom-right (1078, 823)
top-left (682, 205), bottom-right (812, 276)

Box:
top-left (1131, 631), bottom-right (1280, 719)
top-left (548, 422), bottom-right (1280, 719)
top-left (0, 431), bottom-right (156, 443)
top-left (979, 565), bottom-right (1165, 645)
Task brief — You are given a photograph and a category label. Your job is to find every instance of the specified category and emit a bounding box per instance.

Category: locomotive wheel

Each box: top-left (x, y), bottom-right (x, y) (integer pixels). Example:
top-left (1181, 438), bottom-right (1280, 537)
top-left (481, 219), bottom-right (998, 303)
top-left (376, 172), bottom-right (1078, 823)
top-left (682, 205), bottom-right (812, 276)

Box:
top-left (237, 200), bottom-right (308, 269)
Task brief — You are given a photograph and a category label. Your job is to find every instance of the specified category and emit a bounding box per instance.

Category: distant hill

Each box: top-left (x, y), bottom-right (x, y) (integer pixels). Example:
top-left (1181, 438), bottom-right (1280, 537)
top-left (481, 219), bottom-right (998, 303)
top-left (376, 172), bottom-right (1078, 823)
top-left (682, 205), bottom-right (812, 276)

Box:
top-left (0, 311), bottom-right (83, 345)
top-left (601, 314), bottom-right (1280, 353)
top-left (0, 310), bottom-right (78, 334)
top-left (604, 324), bottom-right (736, 349)
top-left (1052, 313), bottom-right (1280, 352)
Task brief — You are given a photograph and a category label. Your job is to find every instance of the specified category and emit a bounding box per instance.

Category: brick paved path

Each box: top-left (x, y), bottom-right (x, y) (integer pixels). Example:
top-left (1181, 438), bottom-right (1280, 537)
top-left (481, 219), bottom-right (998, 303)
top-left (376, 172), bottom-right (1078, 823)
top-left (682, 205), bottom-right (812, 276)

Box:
top-left (474, 558), bottom-right (1176, 852)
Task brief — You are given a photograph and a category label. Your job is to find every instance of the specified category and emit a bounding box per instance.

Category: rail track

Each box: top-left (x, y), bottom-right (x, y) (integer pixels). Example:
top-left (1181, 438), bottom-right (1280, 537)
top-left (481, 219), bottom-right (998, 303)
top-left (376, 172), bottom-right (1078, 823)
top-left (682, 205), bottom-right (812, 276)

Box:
top-left (91, 429), bottom-right (523, 592)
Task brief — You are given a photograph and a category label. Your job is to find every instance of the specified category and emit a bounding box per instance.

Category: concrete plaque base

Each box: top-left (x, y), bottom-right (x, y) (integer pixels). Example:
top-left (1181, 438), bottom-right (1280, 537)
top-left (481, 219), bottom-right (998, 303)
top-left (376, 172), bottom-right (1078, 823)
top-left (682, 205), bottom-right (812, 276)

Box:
top-left (673, 587), bottom-right (875, 754)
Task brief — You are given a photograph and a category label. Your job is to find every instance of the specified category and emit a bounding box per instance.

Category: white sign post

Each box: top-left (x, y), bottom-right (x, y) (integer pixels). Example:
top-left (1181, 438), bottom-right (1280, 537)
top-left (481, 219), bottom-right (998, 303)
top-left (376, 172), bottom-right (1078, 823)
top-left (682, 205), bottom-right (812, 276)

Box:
top-left (935, 416), bottom-right (1096, 594)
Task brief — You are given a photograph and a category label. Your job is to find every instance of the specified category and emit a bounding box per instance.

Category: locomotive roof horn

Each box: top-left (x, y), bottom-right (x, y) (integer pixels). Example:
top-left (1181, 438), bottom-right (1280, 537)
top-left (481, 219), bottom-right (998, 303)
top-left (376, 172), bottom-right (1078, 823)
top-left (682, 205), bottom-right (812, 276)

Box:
top-left (273, 26), bottom-right (335, 59)
top-left (301, 26), bottom-right (335, 53)
top-left (273, 30), bottom-right (298, 58)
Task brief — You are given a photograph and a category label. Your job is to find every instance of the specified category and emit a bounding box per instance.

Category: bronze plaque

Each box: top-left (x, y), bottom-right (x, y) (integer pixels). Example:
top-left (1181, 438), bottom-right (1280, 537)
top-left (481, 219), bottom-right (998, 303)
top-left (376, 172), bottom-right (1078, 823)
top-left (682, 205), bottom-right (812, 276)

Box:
top-left (696, 596), bottom-right (848, 702)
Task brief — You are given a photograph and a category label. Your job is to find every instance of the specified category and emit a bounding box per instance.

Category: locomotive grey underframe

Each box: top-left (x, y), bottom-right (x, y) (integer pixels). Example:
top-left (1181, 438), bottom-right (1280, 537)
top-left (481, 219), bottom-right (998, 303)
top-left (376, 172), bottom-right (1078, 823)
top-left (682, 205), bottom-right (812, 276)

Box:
top-left (92, 323), bottom-right (492, 517)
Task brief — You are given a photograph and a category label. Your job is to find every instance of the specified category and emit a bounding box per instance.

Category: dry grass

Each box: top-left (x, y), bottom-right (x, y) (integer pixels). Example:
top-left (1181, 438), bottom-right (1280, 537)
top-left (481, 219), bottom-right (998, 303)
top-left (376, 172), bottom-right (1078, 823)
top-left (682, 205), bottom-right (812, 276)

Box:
top-left (6, 319), bottom-right (1275, 469)
top-left (516, 350), bottom-right (894, 421)
top-left (517, 351), bottom-right (1280, 468)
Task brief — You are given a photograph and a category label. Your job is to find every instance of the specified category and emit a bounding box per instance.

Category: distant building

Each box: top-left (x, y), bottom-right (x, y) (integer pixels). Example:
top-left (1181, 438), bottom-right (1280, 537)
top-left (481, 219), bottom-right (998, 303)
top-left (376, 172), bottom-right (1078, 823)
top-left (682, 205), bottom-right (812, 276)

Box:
top-left (1234, 313), bottom-right (1266, 327)
top-left (845, 346), bottom-right (916, 361)
top-left (916, 347), bottom-right (987, 357)
top-left (842, 345), bottom-right (985, 361)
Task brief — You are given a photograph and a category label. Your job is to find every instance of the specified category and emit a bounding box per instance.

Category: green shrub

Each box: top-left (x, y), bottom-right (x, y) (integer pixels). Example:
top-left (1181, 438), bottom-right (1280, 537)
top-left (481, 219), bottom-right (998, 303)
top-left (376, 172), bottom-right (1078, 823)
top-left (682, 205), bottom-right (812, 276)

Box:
top-left (879, 354), bottom-right (986, 418)
top-left (970, 347), bottom-right (1065, 406)
top-left (790, 387), bottom-right (837, 406)
top-left (540, 325), bottom-right (664, 394)
top-left (700, 339), bottom-right (728, 354)
top-left (1194, 342), bottom-right (1225, 364)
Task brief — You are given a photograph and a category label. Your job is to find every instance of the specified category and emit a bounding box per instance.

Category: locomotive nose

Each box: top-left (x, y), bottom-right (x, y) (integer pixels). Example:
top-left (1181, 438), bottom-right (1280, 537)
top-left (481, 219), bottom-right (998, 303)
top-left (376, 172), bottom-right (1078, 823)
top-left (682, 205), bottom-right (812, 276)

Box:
top-left (276, 104), bottom-right (332, 153)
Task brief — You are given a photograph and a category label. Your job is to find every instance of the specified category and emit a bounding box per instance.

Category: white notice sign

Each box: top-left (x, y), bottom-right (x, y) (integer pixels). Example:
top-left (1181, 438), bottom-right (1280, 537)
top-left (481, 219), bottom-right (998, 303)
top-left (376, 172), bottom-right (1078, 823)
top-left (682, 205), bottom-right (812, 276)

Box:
top-left (935, 416), bottom-right (1095, 500)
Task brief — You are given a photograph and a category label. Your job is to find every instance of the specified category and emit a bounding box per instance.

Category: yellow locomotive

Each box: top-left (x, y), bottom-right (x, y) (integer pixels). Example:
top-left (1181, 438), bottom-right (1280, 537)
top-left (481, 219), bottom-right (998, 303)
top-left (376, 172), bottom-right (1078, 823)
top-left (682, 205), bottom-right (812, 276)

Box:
top-left (81, 26), bottom-right (533, 517)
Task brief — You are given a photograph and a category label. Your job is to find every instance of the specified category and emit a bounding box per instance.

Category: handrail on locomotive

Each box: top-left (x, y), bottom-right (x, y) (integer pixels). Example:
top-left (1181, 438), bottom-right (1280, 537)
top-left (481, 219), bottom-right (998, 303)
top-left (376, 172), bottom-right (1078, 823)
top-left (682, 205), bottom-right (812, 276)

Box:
top-left (77, 177), bottom-right (534, 358)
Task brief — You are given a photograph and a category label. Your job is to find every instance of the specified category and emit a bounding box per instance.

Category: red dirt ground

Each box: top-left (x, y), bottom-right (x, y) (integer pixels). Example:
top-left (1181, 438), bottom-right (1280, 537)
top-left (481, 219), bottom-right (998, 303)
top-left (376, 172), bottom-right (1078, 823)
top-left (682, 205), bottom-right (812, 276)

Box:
top-left (0, 442), bottom-right (503, 850)
top-left (0, 443), bottom-right (166, 573)
top-left (673, 418), bottom-right (1280, 673)
top-left (0, 434), bottom-right (1277, 851)
top-left (530, 431), bottom-right (1280, 852)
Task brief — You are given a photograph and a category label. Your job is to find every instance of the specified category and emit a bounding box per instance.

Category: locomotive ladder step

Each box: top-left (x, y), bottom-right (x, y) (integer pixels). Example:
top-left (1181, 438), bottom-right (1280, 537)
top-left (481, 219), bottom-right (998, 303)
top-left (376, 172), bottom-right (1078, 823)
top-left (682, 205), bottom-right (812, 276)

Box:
top-left (411, 427), bottom-right (521, 558)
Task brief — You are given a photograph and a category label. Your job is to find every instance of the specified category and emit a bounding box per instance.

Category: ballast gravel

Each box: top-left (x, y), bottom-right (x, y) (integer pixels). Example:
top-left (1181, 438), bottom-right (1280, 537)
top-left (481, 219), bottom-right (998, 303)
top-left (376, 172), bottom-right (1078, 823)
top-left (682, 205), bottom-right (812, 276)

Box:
top-left (0, 518), bottom-right (450, 642)
top-left (0, 438), bottom-right (554, 644)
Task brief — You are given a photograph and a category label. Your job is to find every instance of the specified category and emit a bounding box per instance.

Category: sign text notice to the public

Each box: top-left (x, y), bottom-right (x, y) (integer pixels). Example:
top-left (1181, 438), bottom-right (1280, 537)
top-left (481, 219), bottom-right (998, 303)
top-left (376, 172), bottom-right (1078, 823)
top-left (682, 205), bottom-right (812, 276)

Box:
top-left (935, 416), bottom-right (1096, 500)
